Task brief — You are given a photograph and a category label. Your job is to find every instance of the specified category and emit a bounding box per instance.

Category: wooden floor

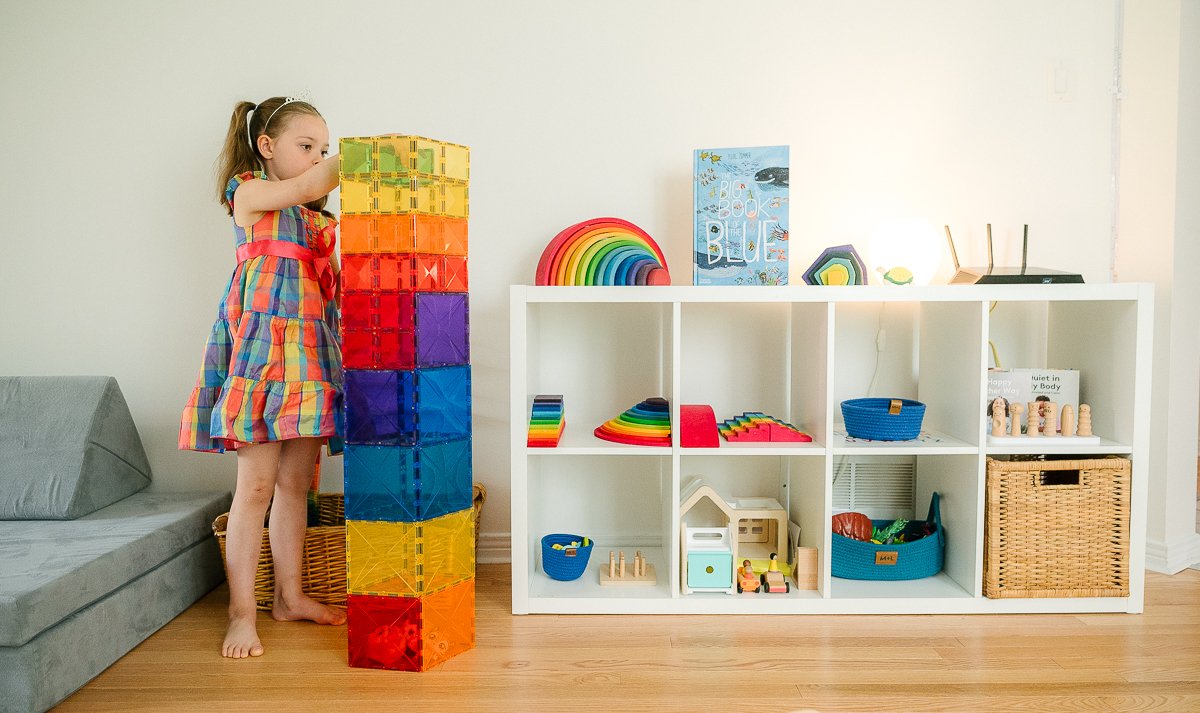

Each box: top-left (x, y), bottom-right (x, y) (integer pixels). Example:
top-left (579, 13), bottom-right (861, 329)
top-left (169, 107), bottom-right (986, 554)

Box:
top-left (61, 564), bottom-right (1200, 712)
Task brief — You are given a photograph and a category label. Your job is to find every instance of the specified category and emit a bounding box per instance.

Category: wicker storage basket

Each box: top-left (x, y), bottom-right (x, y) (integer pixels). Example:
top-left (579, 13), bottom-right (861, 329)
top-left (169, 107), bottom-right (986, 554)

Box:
top-left (984, 457), bottom-right (1130, 599)
top-left (212, 493), bottom-right (347, 611)
top-left (213, 483), bottom-right (488, 611)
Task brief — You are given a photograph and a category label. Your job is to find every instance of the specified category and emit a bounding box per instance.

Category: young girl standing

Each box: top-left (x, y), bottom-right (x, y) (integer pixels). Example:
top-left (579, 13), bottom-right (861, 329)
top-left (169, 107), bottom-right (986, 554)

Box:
top-left (180, 96), bottom-right (345, 658)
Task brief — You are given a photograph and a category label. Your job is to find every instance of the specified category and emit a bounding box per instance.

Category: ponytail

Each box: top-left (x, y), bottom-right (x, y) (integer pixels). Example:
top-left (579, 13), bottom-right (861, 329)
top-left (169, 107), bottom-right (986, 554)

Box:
top-left (215, 97), bottom-right (328, 216)
top-left (215, 101), bottom-right (260, 215)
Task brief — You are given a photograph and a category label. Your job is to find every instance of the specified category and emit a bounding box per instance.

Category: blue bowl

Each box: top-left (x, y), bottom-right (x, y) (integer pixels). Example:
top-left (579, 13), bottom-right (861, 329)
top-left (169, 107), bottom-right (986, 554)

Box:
top-left (841, 398), bottom-right (926, 441)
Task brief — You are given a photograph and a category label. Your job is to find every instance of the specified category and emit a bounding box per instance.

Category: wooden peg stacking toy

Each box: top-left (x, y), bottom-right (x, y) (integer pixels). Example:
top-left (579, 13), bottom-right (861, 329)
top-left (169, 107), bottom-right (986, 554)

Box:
top-left (1027, 402), bottom-right (1040, 436)
top-left (1009, 402), bottom-right (1024, 436)
top-left (1077, 404), bottom-right (1093, 436)
top-left (340, 136), bottom-right (475, 672)
top-left (1043, 401), bottom-right (1058, 436)
top-left (599, 549), bottom-right (656, 586)
top-left (1060, 404), bottom-right (1075, 437)
top-left (991, 398), bottom-right (1006, 437)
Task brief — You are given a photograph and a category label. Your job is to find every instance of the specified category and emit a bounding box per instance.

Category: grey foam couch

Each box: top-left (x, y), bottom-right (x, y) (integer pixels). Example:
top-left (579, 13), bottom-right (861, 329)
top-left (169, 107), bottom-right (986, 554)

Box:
top-left (0, 376), bottom-right (231, 712)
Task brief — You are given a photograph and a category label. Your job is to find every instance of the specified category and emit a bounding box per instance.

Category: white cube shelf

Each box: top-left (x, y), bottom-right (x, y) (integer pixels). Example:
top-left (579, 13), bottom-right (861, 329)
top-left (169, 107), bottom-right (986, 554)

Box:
top-left (510, 284), bottom-right (1153, 615)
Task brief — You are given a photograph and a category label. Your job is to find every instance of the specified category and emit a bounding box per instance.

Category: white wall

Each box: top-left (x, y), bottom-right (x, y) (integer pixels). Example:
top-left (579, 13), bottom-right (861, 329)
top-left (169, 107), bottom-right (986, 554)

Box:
top-left (4, 0), bottom-right (1180, 563)
top-left (1114, 0), bottom-right (1200, 573)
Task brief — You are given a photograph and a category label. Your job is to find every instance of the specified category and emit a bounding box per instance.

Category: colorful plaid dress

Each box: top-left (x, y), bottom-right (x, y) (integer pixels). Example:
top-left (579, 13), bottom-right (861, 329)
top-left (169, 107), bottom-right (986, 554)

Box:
top-left (179, 171), bottom-right (343, 452)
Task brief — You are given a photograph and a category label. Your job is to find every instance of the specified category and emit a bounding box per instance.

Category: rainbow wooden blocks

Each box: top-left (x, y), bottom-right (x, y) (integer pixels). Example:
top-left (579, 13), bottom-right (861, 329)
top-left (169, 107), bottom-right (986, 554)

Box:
top-left (341, 135), bottom-right (474, 671)
top-left (718, 412), bottom-right (812, 443)
top-left (527, 395), bottom-right (564, 447)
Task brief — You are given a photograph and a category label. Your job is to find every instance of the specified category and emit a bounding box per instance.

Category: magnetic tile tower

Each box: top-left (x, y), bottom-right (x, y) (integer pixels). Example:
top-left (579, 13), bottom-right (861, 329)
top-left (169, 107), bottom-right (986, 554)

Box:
top-left (339, 136), bottom-right (474, 671)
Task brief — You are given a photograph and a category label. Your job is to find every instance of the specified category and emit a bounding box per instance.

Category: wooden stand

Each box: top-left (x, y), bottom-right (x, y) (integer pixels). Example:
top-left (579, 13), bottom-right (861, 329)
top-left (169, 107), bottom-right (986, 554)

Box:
top-left (599, 550), bottom-right (657, 586)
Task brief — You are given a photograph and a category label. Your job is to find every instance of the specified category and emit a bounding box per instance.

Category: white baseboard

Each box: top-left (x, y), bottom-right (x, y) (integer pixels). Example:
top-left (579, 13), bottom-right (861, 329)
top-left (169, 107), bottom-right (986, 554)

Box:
top-left (1145, 532), bottom-right (1200, 573)
top-left (477, 532), bottom-right (511, 564)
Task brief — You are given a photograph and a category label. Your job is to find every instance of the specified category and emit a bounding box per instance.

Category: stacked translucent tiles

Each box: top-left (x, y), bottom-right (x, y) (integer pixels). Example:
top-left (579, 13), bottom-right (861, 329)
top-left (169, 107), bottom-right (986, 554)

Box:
top-left (339, 136), bottom-right (474, 671)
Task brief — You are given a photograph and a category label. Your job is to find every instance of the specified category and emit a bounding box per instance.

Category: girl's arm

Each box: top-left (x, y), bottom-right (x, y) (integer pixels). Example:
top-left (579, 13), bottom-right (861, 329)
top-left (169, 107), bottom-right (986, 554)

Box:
top-left (233, 156), bottom-right (339, 227)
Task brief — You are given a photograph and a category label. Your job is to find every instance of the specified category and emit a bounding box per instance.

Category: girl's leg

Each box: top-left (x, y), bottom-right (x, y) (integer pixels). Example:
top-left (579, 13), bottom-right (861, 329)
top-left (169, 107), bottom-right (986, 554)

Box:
top-left (223, 441), bottom-right (282, 658)
top-left (269, 437), bottom-right (346, 625)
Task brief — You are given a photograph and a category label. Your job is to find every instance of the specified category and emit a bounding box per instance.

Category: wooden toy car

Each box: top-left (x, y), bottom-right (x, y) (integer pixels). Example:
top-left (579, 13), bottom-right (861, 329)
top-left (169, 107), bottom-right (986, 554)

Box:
top-left (736, 559), bottom-right (760, 593)
top-left (760, 553), bottom-right (791, 593)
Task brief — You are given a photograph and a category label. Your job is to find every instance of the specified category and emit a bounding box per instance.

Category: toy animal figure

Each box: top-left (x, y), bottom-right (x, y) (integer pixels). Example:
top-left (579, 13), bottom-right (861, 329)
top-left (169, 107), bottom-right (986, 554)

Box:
top-left (1043, 401), bottom-right (1058, 436)
top-left (991, 397), bottom-right (1006, 437)
top-left (1009, 402), bottom-right (1024, 436)
top-left (1078, 404), bottom-right (1093, 436)
top-left (1027, 402), bottom-right (1041, 437)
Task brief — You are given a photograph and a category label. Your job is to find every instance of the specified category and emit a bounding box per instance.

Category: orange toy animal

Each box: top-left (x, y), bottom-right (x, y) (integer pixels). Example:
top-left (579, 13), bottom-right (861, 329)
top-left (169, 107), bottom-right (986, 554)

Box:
top-left (831, 512), bottom-right (873, 541)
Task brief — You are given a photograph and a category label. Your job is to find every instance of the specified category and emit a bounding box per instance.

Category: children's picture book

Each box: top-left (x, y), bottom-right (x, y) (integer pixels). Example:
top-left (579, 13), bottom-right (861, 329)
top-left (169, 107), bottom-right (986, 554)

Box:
top-left (693, 145), bottom-right (789, 286)
top-left (987, 368), bottom-right (1080, 434)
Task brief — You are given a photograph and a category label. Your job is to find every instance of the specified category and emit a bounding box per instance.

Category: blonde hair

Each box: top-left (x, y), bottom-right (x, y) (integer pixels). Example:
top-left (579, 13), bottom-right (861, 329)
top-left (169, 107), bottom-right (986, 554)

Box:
top-left (215, 97), bottom-right (327, 216)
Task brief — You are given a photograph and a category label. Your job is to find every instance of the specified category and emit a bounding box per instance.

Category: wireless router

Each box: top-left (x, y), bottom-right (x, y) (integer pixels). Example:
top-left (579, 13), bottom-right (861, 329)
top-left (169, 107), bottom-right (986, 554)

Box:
top-left (945, 224), bottom-right (1083, 284)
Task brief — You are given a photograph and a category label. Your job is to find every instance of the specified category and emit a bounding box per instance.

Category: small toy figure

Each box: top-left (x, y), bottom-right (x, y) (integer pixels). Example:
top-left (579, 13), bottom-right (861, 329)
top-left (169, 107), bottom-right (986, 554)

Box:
top-left (991, 397), bottom-right (1006, 437)
top-left (1043, 401), bottom-right (1058, 436)
top-left (1027, 401), bottom-right (1040, 437)
top-left (1060, 404), bottom-right (1075, 437)
top-left (1009, 402), bottom-right (1024, 436)
top-left (1078, 404), bottom-right (1093, 436)
top-left (737, 559), bottom-right (760, 593)
top-left (760, 553), bottom-right (790, 593)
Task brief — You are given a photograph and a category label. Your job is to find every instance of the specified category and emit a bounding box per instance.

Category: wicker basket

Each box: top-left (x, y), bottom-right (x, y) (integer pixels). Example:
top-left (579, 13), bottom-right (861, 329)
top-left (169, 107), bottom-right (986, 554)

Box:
top-left (212, 493), bottom-right (347, 611)
top-left (213, 483), bottom-right (488, 611)
top-left (984, 457), bottom-right (1130, 599)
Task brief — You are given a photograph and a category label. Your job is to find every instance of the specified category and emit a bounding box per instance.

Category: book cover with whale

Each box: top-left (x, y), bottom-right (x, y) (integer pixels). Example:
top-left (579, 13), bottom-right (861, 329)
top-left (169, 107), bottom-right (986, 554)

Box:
top-left (693, 145), bottom-right (789, 285)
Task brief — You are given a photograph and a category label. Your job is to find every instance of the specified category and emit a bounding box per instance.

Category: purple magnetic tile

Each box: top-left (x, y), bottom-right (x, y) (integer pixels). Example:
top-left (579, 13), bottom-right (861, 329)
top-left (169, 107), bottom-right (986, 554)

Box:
top-left (416, 293), bottom-right (469, 367)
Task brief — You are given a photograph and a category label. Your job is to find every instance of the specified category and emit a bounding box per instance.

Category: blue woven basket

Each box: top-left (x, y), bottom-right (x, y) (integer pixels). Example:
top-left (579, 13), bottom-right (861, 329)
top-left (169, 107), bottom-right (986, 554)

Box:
top-left (831, 492), bottom-right (944, 580)
top-left (541, 533), bottom-right (593, 581)
top-left (841, 398), bottom-right (926, 441)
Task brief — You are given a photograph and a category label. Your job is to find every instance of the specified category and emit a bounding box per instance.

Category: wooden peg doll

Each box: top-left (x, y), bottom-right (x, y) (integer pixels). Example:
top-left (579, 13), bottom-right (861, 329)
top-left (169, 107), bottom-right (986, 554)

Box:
top-left (1043, 401), bottom-right (1058, 436)
top-left (991, 397), bottom-right (1006, 437)
top-left (1078, 404), bottom-right (1093, 436)
top-left (1060, 404), bottom-right (1075, 437)
top-left (1027, 402), bottom-right (1041, 436)
top-left (1009, 402), bottom-right (1024, 436)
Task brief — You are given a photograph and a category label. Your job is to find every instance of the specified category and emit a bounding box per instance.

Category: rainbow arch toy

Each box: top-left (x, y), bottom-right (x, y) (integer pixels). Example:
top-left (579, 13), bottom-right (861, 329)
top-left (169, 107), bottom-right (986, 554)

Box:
top-left (535, 217), bottom-right (671, 286)
top-left (594, 397), bottom-right (672, 446)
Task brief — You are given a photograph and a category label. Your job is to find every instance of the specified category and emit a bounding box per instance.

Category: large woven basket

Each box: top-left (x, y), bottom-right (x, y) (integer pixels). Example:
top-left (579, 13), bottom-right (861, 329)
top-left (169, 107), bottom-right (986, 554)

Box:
top-left (212, 493), bottom-right (347, 611)
top-left (984, 457), bottom-right (1130, 599)
top-left (213, 483), bottom-right (488, 611)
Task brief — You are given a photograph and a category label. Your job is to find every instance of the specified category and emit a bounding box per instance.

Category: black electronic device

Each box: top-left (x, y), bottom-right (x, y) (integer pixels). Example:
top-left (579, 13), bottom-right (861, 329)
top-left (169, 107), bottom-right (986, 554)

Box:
top-left (945, 224), bottom-right (1083, 284)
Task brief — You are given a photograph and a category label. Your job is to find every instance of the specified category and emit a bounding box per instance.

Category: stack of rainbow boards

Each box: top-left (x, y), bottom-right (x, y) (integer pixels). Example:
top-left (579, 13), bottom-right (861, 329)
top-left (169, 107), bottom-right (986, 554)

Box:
top-left (719, 412), bottom-right (812, 443)
top-left (527, 395), bottom-right (565, 447)
top-left (594, 397), bottom-right (671, 446)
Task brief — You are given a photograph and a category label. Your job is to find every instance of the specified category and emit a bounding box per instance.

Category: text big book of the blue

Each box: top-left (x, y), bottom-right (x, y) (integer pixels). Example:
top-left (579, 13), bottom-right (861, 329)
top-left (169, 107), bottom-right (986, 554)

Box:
top-left (693, 145), bottom-right (789, 285)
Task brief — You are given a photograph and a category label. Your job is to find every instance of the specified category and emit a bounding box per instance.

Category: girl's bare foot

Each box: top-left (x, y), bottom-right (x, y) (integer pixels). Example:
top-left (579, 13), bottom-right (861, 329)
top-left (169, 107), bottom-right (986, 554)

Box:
top-left (272, 593), bottom-right (347, 625)
top-left (223, 613), bottom-right (264, 658)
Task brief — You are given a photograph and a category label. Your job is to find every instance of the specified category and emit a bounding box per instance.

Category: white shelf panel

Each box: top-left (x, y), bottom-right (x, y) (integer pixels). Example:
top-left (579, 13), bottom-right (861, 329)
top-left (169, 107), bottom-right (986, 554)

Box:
top-left (830, 572), bottom-right (972, 600)
top-left (831, 429), bottom-right (977, 455)
top-left (519, 284), bottom-right (1146, 304)
top-left (527, 428), bottom-right (671, 456)
top-left (681, 441), bottom-right (826, 456)
top-left (985, 436), bottom-right (1131, 455)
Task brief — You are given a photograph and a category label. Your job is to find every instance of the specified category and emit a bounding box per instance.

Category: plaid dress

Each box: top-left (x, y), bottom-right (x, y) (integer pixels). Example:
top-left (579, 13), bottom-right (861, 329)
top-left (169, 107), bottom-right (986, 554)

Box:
top-left (179, 171), bottom-right (343, 452)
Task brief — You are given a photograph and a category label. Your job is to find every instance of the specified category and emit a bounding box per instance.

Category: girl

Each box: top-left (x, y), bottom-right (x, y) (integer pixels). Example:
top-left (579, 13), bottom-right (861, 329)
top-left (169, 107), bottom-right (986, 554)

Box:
top-left (180, 96), bottom-right (345, 659)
